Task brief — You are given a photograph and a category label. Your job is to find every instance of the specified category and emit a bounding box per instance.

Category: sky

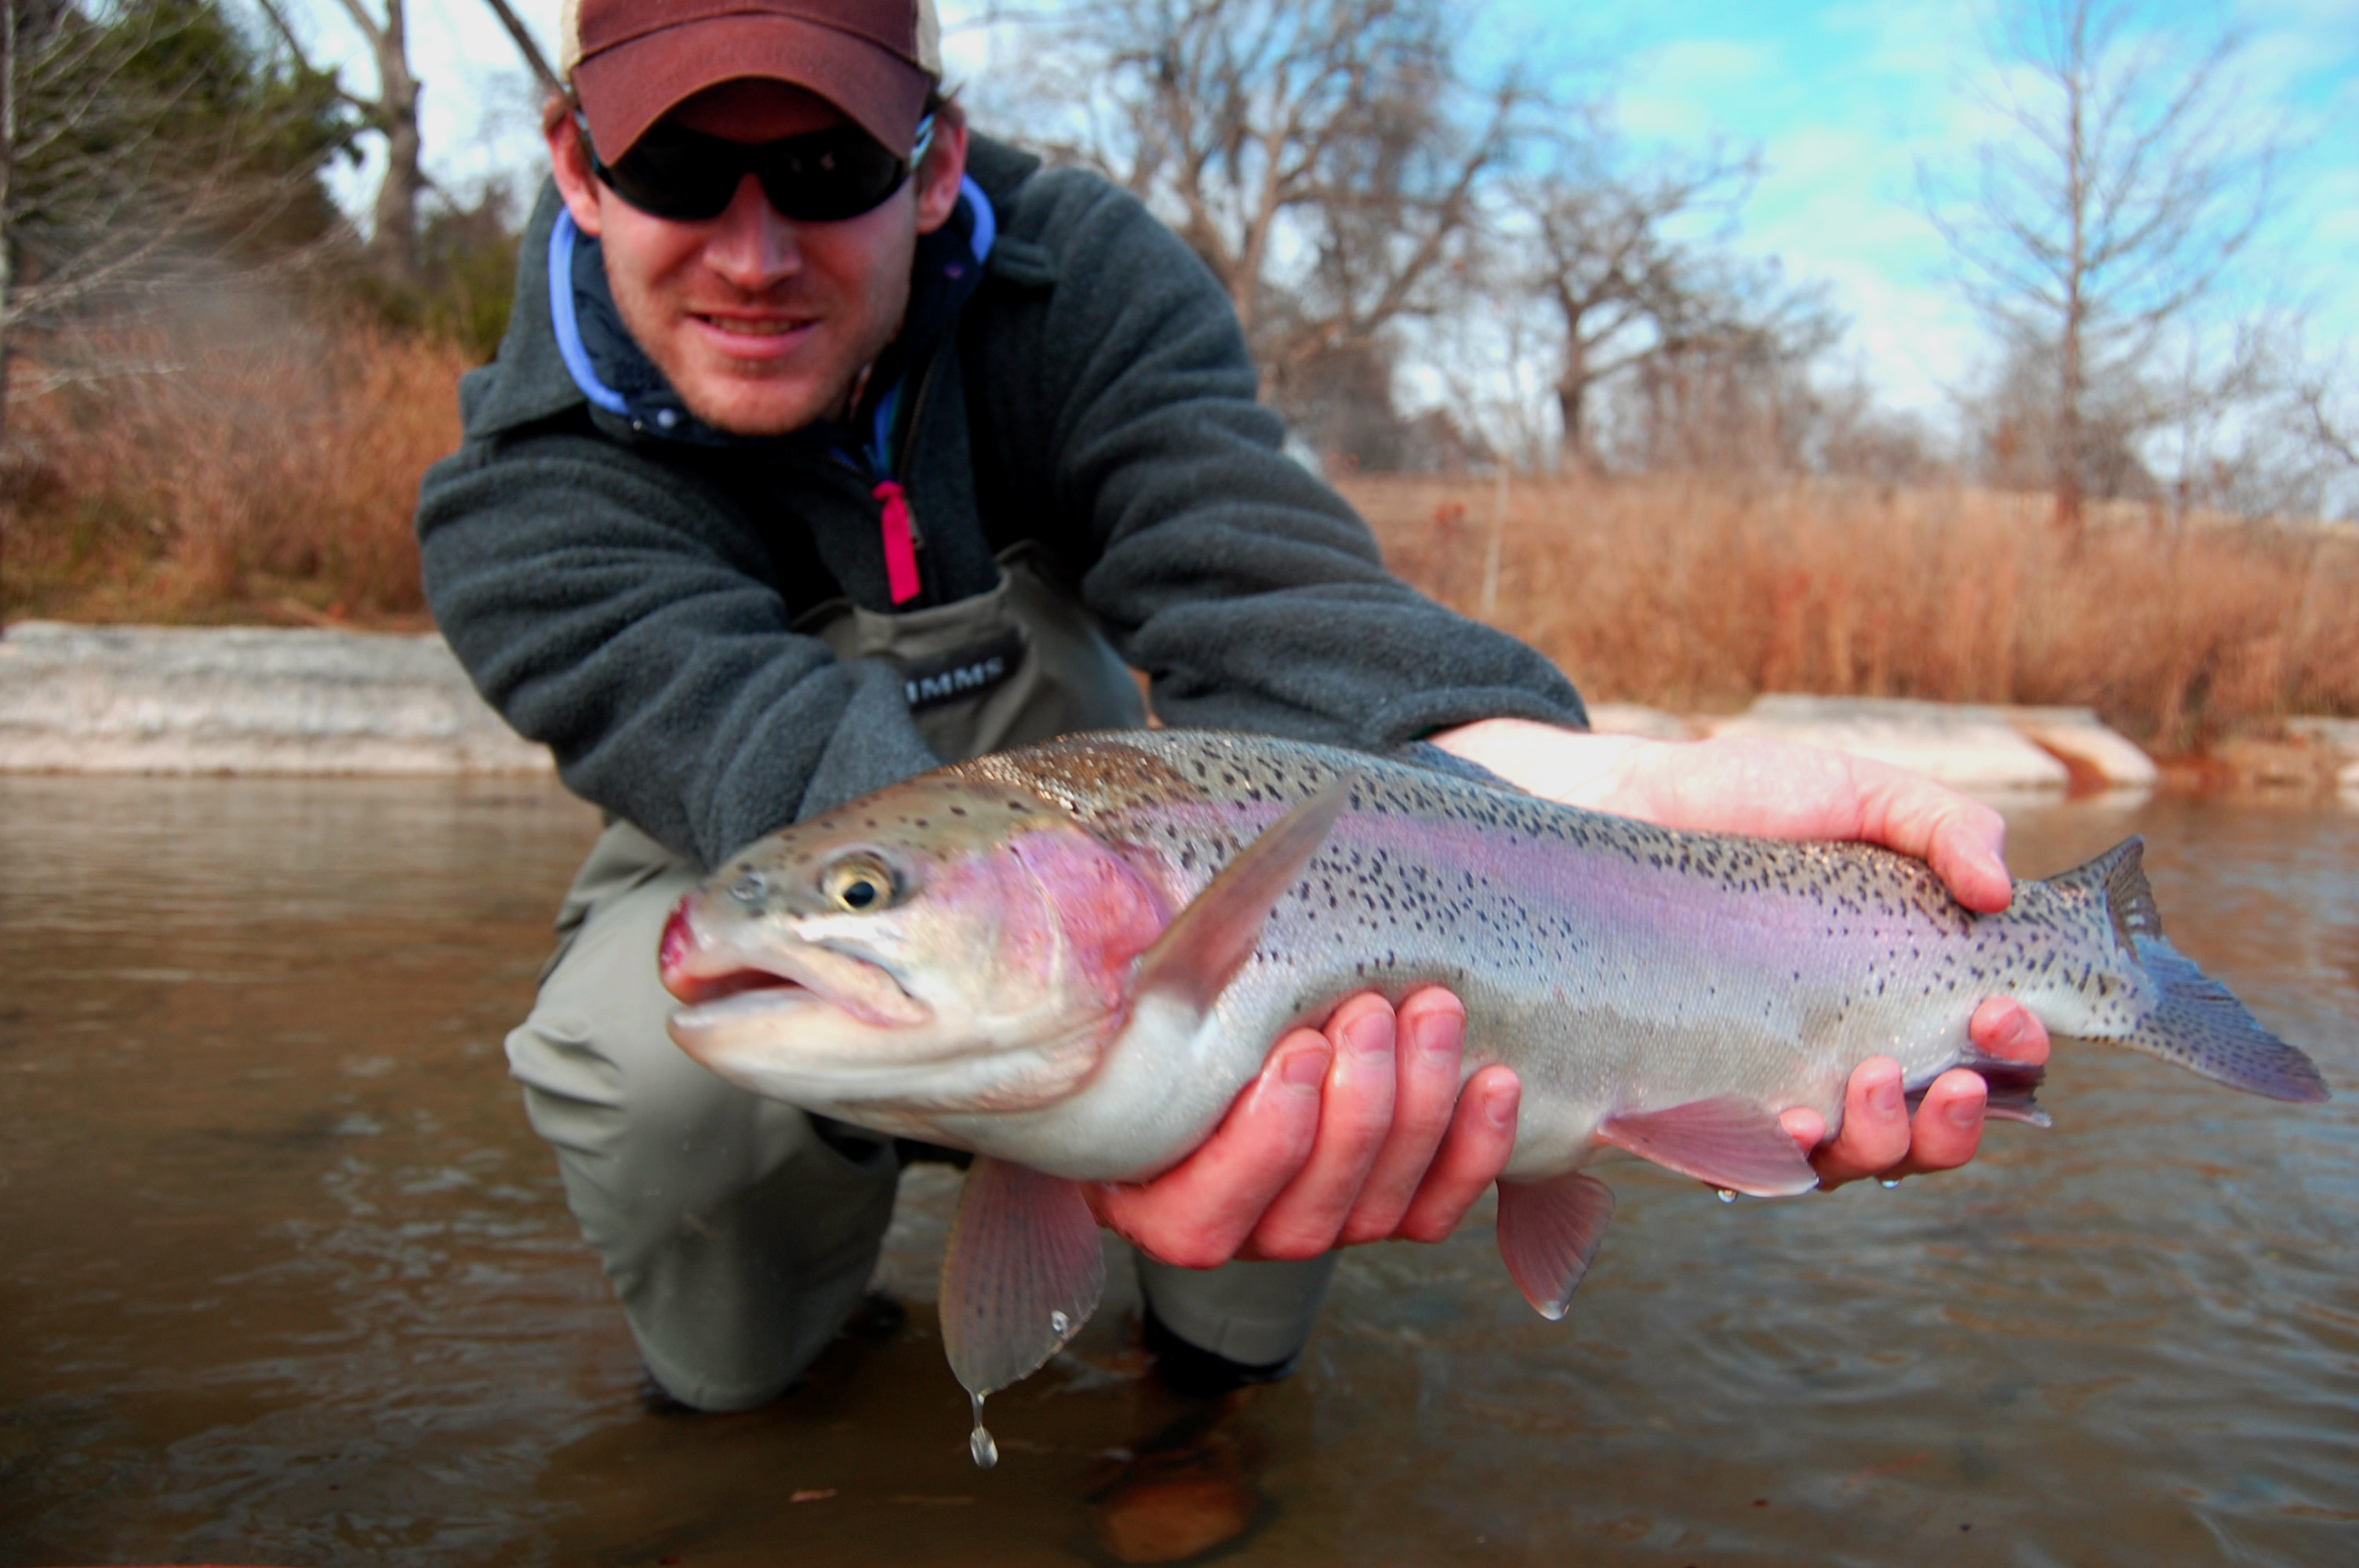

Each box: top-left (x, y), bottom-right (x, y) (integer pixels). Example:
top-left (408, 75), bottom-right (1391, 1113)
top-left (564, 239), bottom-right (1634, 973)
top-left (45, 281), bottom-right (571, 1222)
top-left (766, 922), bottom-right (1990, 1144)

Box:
top-left (285, 0), bottom-right (2358, 422)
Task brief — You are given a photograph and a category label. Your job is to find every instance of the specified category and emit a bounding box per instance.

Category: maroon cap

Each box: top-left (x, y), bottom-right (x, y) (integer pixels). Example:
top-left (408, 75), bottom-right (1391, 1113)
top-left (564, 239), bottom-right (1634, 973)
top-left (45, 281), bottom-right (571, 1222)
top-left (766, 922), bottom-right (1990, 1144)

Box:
top-left (563, 0), bottom-right (940, 158)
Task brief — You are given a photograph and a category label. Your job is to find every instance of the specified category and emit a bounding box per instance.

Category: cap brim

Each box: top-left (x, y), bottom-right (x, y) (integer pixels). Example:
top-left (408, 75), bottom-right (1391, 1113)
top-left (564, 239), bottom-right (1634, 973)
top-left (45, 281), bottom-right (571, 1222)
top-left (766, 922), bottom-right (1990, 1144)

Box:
top-left (574, 14), bottom-right (930, 158)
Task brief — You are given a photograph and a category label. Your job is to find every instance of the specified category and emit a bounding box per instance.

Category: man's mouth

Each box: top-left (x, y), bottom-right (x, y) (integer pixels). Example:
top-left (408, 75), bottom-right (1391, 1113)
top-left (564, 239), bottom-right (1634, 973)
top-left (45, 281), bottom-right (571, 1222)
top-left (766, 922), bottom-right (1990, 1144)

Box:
top-left (695, 313), bottom-right (812, 338)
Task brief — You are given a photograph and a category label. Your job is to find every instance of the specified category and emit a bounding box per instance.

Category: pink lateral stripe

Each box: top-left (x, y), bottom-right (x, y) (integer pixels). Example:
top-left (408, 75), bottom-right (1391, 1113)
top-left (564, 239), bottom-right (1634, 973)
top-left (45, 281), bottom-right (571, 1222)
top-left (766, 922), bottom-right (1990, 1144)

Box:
top-left (874, 479), bottom-right (920, 604)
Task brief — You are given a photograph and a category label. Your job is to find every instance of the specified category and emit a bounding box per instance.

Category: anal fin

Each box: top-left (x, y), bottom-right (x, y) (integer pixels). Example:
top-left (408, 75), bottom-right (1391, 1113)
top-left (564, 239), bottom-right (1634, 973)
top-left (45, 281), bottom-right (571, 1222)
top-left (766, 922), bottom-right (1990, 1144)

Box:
top-left (1597, 1096), bottom-right (1819, 1197)
top-left (1496, 1171), bottom-right (1616, 1320)
top-left (939, 1156), bottom-right (1107, 1404)
top-left (1907, 1050), bottom-right (2053, 1128)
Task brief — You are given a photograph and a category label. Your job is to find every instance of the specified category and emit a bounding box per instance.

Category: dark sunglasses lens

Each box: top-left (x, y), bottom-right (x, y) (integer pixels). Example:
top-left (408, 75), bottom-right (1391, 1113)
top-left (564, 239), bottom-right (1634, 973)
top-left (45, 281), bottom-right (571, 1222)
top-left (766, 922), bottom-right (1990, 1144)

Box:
top-left (756, 133), bottom-right (909, 221)
top-left (598, 127), bottom-right (911, 223)
top-left (598, 133), bottom-right (742, 220)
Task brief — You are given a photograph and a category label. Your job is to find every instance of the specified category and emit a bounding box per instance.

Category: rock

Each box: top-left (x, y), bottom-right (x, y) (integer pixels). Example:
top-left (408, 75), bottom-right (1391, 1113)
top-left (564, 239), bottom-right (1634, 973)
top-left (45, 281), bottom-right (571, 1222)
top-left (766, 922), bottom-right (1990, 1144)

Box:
top-left (1584, 702), bottom-right (1697, 741)
top-left (0, 621), bottom-right (553, 775)
top-left (1997, 705), bottom-right (2158, 789)
top-left (1707, 695), bottom-right (2074, 793)
top-left (2286, 717), bottom-right (2359, 757)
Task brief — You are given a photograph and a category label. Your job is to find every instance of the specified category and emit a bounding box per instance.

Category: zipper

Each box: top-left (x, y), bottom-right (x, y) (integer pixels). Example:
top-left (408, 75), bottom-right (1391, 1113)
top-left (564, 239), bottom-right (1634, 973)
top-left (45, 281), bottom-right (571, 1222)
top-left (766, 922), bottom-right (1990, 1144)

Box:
top-left (863, 343), bottom-right (950, 608)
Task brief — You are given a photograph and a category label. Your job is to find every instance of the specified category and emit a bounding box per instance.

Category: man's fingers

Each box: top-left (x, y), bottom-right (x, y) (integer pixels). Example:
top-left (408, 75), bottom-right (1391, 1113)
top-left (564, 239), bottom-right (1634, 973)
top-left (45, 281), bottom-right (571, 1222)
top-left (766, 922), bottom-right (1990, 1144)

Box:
top-left (1089, 1034), bottom-right (1329, 1269)
top-left (1243, 995), bottom-right (1402, 1259)
top-left (1394, 1065), bottom-right (1520, 1242)
top-left (1336, 988), bottom-right (1467, 1246)
top-left (1848, 757), bottom-right (2015, 913)
top-left (1883, 1069), bottom-right (1989, 1177)
top-left (1968, 996), bottom-right (2052, 1064)
top-left (1809, 1056), bottom-right (1912, 1188)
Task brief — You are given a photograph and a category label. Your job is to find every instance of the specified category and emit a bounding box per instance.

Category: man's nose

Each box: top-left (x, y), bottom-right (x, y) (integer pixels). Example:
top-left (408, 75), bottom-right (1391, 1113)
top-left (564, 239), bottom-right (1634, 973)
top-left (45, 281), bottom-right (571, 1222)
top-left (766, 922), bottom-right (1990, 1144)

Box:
top-left (702, 174), bottom-right (801, 289)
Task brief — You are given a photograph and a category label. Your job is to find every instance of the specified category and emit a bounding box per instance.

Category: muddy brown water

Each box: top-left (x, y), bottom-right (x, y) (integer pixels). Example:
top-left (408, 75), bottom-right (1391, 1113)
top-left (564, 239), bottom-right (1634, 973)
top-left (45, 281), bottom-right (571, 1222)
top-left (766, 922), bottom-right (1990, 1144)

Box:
top-left (1, 775), bottom-right (2354, 1566)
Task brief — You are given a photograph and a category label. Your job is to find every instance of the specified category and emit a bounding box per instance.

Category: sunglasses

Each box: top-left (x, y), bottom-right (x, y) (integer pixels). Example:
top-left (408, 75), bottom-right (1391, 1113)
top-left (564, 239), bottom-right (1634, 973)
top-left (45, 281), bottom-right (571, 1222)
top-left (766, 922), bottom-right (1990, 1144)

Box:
top-left (585, 114), bottom-right (936, 224)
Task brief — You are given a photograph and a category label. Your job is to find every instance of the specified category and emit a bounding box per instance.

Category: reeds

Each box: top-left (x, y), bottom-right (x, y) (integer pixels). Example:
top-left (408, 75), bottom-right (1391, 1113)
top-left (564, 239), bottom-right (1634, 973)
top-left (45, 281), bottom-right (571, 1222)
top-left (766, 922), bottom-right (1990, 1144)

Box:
top-left (6, 325), bottom-right (2352, 751)
top-left (3, 312), bottom-right (468, 624)
top-left (1350, 473), bottom-right (2359, 749)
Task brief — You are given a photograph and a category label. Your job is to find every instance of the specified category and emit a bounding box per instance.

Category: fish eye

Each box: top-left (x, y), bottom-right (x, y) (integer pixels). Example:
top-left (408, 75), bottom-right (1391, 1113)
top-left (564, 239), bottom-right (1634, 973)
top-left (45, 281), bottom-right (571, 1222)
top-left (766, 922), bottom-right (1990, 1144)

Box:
top-left (820, 855), bottom-right (896, 913)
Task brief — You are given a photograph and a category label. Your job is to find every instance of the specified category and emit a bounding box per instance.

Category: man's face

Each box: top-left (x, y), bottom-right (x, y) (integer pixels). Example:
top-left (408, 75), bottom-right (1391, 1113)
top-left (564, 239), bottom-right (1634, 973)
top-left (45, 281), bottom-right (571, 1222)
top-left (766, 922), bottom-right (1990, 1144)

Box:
top-left (550, 79), bottom-right (967, 437)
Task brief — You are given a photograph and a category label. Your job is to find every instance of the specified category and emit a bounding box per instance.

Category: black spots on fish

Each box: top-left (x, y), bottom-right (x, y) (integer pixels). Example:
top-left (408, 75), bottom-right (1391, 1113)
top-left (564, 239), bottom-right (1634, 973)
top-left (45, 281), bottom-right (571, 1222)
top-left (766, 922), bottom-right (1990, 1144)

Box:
top-left (863, 817), bottom-right (879, 829)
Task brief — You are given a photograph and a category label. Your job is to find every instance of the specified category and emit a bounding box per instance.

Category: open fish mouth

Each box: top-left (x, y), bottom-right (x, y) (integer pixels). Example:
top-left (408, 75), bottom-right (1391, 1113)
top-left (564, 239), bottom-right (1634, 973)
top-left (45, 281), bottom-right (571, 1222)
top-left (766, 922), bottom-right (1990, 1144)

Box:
top-left (665, 966), bottom-right (809, 1007)
top-left (660, 899), bottom-right (931, 1030)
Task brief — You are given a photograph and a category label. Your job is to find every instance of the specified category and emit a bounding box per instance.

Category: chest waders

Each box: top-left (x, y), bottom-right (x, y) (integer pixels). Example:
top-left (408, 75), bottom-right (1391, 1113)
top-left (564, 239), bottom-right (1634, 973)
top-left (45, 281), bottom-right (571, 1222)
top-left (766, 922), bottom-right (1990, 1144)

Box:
top-left (503, 553), bottom-right (1335, 1413)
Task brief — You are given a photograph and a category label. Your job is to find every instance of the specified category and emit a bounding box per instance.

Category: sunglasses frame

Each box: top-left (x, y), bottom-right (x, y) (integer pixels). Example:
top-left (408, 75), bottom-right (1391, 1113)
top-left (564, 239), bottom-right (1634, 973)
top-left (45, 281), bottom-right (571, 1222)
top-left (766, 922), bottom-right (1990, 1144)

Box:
top-left (581, 112), bottom-right (939, 225)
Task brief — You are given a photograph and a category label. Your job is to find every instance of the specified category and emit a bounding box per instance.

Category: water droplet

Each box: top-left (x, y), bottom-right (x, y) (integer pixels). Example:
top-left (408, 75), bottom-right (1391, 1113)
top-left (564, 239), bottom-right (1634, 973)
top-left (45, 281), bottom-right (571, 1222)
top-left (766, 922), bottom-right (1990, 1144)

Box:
top-left (1049, 1310), bottom-right (1070, 1335)
top-left (1715, 1188), bottom-right (1737, 1204)
top-left (1880, 1178), bottom-right (1903, 1189)
top-left (968, 1392), bottom-right (998, 1469)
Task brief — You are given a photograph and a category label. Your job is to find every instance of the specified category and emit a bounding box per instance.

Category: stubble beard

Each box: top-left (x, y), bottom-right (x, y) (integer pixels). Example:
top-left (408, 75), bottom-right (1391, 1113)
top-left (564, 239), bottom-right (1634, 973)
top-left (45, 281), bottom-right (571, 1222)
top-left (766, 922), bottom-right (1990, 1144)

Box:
top-left (602, 260), bottom-right (912, 440)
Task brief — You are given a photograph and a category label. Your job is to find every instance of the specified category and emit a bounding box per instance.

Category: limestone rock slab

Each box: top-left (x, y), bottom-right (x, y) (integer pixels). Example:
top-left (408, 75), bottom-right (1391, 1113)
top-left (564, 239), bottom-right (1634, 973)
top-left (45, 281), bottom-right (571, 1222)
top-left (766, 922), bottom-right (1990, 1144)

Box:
top-left (1707, 695), bottom-right (2074, 793)
top-left (0, 622), bottom-right (553, 775)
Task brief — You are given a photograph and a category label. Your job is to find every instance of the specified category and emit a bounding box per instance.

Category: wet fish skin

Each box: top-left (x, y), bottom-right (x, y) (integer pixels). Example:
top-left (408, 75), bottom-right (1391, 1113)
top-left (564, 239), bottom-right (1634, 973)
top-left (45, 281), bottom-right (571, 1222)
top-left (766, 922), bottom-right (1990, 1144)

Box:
top-left (660, 729), bottom-right (2329, 1426)
top-left (668, 728), bottom-right (2323, 1180)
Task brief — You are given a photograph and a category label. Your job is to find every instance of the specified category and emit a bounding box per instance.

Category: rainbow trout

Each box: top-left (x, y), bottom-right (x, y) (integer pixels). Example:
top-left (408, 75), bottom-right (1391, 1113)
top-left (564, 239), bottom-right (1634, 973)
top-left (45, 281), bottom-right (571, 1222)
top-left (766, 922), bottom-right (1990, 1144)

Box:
top-left (658, 730), bottom-right (2328, 1461)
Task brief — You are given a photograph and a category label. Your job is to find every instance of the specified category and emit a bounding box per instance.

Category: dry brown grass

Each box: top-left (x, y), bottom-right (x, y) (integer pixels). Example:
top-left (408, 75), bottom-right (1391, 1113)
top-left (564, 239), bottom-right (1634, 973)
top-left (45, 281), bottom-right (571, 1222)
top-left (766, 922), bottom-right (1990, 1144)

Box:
top-left (6, 328), bottom-right (2351, 753)
top-left (1347, 473), bottom-right (2359, 750)
top-left (2, 312), bottom-right (468, 627)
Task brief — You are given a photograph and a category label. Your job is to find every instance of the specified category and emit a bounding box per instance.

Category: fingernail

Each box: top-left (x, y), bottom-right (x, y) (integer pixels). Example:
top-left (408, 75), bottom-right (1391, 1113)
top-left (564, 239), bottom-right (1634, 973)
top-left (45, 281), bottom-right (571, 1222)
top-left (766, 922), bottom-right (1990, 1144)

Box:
top-left (1946, 1094), bottom-right (1982, 1130)
top-left (1412, 1011), bottom-right (1459, 1062)
top-left (1998, 1012), bottom-right (2031, 1054)
top-left (1282, 1045), bottom-right (1328, 1090)
top-left (1870, 1076), bottom-right (1904, 1120)
top-left (1345, 1012), bottom-right (1391, 1062)
top-left (1485, 1081), bottom-right (1519, 1128)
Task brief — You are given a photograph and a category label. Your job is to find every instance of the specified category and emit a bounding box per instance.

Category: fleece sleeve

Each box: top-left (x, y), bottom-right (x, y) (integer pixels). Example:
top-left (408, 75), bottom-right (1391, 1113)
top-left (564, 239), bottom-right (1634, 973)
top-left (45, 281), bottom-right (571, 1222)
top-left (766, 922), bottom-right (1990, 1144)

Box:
top-left (978, 170), bottom-right (1589, 748)
top-left (416, 425), bottom-right (940, 871)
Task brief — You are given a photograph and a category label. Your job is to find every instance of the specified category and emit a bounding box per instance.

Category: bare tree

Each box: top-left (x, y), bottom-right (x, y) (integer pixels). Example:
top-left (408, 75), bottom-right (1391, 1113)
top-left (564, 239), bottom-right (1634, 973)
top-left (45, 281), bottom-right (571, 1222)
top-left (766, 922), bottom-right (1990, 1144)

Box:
top-left (1921, 0), bottom-right (2272, 542)
top-left (0, 1), bottom-right (345, 422)
top-left (1013, 0), bottom-right (1536, 412)
top-left (474, 0), bottom-right (561, 101)
top-left (256, 0), bottom-right (420, 278)
top-left (1519, 135), bottom-right (1847, 472)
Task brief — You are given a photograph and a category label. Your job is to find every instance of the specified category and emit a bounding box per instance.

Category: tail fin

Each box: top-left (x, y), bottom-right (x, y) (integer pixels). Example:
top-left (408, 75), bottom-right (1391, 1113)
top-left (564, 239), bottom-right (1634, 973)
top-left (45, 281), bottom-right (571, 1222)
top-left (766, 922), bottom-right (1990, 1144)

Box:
top-left (2048, 838), bottom-right (2328, 1102)
top-left (2117, 935), bottom-right (2330, 1102)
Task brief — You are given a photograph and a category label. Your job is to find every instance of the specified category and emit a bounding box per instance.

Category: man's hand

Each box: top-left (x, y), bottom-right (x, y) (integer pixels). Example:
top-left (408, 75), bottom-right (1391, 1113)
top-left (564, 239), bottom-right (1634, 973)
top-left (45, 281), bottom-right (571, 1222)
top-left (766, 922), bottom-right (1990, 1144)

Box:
top-left (1086, 720), bottom-right (2054, 1269)
top-left (1085, 989), bottom-right (1514, 1266)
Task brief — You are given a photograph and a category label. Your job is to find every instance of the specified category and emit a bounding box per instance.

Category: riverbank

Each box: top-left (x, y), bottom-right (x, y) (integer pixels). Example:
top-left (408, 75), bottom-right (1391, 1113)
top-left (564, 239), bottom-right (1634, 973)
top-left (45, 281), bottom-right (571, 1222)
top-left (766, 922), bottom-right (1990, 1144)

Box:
top-left (7, 620), bottom-right (2355, 795)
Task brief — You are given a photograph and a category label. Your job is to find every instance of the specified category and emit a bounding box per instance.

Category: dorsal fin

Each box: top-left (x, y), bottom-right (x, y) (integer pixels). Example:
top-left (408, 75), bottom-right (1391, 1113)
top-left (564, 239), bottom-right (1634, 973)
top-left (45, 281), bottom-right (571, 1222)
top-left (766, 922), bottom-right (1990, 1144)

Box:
top-left (2050, 836), bottom-right (2161, 953)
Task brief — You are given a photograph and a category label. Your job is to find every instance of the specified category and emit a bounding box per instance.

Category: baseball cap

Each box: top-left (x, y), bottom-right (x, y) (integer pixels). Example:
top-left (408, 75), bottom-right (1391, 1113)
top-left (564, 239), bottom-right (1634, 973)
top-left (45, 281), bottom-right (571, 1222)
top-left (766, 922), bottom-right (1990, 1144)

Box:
top-left (560, 0), bottom-right (942, 158)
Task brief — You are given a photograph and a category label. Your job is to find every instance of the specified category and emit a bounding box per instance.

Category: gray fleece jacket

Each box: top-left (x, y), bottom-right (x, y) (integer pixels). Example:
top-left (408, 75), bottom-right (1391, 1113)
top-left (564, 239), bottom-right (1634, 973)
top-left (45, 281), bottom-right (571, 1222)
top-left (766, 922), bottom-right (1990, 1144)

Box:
top-left (415, 135), bottom-right (1586, 870)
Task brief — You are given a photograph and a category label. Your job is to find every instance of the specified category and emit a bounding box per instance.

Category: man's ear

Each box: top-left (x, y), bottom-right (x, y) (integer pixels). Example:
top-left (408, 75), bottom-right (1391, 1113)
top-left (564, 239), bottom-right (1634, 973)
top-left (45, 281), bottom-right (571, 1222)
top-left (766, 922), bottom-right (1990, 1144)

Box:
top-left (912, 114), bottom-right (970, 238)
top-left (547, 111), bottom-right (605, 237)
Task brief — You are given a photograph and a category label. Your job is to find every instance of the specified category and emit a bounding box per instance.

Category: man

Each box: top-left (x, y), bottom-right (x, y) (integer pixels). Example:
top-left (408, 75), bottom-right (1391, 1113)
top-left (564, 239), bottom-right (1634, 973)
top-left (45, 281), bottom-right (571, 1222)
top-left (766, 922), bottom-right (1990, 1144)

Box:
top-left (416, 0), bottom-right (2048, 1422)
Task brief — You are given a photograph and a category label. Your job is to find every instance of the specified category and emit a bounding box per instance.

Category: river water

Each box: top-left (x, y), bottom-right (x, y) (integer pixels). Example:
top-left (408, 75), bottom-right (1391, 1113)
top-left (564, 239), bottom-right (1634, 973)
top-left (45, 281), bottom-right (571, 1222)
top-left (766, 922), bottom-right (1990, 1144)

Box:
top-left (1, 775), bottom-right (2353, 1566)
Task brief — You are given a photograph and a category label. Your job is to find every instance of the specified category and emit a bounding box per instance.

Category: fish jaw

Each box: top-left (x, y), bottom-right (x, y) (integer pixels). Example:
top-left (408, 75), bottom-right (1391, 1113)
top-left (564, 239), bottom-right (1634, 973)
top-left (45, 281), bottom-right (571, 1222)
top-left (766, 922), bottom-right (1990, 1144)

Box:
top-left (660, 779), bottom-right (1174, 1141)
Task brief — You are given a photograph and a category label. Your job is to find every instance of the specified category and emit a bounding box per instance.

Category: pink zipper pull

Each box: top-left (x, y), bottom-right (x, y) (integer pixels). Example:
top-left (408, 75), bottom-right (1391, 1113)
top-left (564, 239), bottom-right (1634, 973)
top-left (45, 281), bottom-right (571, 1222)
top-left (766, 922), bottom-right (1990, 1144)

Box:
top-left (874, 479), bottom-right (920, 604)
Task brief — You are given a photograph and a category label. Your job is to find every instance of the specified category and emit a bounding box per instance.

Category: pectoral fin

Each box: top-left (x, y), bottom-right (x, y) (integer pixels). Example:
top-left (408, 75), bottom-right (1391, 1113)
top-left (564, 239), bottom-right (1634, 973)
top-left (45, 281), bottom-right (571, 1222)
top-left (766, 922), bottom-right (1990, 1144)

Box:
top-left (939, 1156), bottom-right (1107, 1402)
top-left (1597, 1096), bottom-right (1819, 1197)
top-left (1496, 1171), bottom-right (1616, 1320)
top-left (1132, 771), bottom-right (1355, 1014)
